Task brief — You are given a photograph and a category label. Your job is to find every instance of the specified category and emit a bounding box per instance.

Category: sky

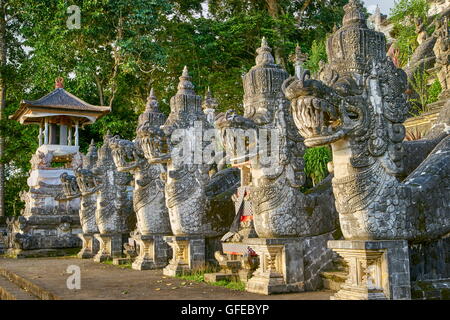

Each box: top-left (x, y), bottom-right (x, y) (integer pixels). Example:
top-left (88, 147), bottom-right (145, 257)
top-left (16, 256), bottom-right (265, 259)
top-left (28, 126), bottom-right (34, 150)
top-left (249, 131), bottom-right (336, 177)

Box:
top-left (363, 0), bottom-right (397, 16)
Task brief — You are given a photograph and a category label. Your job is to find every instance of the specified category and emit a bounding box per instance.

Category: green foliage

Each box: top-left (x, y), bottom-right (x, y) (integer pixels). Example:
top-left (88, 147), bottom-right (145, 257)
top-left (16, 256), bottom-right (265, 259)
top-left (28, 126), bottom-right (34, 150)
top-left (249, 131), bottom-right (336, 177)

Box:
top-left (390, 0), bottom-right (430, 67)
top-left (304, 39), bottom-right (327, 74)
top-left (390, 0), bottom-right (429, 22)
top-left (409, 69), bottom-right (431, 115)
top-left (101, 259), bottom-right (132, 269)
top-left (408, 69), bottom-right (442, 115)
top-left (304, 146), bottom-right (332, 187)
top-left (427, 79), bottom-right (442, 105)
top-left (210, 280), bottom-right (246, 291)
top-left (2, 0), bottom-right (349, 214)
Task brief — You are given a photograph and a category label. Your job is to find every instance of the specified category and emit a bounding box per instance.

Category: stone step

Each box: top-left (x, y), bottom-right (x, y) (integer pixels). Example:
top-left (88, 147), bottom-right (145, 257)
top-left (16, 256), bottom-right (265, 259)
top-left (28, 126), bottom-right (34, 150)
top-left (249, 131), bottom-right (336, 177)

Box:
top-left (0, 267), bottom-right (59, 300)
top-left (320, 271), bottom-right (347, 292)
top-left (0, 275), bottom-right (39, 300)
top-left (331, 256), bottom-right (348, 272)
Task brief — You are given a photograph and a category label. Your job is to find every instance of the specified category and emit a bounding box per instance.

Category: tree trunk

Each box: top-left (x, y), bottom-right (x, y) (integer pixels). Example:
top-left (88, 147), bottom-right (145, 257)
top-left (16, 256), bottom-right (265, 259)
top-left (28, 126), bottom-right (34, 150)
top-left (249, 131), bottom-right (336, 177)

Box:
top-left (265, 0), bottom-right (287, 69)
top-left (94, 74), bottom-right (104, 106)
top-left (0, 0), bottom-right (7, 218)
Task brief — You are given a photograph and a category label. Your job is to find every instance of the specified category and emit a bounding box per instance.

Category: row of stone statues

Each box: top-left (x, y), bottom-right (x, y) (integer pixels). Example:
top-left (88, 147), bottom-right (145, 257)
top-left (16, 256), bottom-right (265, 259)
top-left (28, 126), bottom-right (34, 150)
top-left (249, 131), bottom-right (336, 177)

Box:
top-left (55, 0), bottom-right (449, 299)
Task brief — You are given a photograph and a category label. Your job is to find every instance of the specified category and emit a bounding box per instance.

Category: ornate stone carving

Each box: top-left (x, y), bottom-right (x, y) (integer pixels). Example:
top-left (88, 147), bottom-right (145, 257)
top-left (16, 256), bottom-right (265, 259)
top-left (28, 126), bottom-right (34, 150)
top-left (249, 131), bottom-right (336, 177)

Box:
top-left (215, 37), bottom-right (338, 238)
top-left (202, 87), bottom-right (218, 125)
top-left (109, 88), bottom-right (172, 269)
top-left (138, 67), bottom-right (238, 237)
top-left (92, 133), bottom-right (135, 262)
top-left (283, 0), bottom-right (450, 241)
top-left (433, 16), bottom-right (450, 98)
top-left (30, 150), bottom-right (54, 170)
top-left (58, 141), bottom-right (100, 258)
top-left (137, 67), bottom-right (239, 274)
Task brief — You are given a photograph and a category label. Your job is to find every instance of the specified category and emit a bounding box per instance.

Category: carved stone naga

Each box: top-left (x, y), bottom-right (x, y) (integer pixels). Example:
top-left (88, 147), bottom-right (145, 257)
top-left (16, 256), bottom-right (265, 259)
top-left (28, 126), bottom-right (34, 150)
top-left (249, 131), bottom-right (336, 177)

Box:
top-left (138, 66), bottom-right (238, 238)
top-left (91, 133), bottom-right (135, 261)
top-left (109, 89), bottom-right (172, 269)
top-left (60, 141), bottom-right (100, 258)
top-left (283, 0), bottom-right (450, 241)
top-left (137, 67), bottom-right (239, 273)
top-left (215, 38), bottom-right (338, 239)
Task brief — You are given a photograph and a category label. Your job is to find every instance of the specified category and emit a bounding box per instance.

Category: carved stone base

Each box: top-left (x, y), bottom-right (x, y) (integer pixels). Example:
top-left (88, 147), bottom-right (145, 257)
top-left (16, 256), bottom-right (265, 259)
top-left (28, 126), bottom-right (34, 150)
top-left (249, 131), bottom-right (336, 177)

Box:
top-left (204, 256), bottom-right (242, 283)
top-left (245, 238), bottom-right (304, 295)
top-left (77, 233), bottom-right (99, 259)
top-left (93, 233), bottom-right (123, 262)
top-left (132, 234), bottom-right (172, 270)
top-left (328, 240), bottom-right (411, 300)
top-left (163, 236), bottom-right (205, 277)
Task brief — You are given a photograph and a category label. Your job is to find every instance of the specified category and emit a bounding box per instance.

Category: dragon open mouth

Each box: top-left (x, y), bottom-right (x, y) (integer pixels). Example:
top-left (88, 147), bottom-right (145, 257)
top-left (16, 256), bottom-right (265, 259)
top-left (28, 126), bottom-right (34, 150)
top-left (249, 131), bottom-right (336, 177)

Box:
top-left (215, 113), bottom-right (259, 166)
top-left (292, 96), bottom-right (355, 147)
top-left (137, 128), bottom-right (170, 164)
top-left (109, 137), bottom-right (140, 171)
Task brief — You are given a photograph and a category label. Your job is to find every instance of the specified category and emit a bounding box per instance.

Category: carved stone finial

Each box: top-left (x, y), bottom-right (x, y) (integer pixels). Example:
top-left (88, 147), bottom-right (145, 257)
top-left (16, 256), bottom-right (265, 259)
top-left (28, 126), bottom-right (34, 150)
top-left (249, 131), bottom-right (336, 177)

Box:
top-left (137, 87), bottom-right (166, 130)
top-left (146, 87), bottom-right (159, 112)
top-left (295, 44), bottom-right (308, 64)
top-left (202, 87), bottom-right (218, 111)
top-left (243, 37), bottom-right (288, 118)
top-left (255, 37), bottom-right (275, 66)
top-left (169, 66), bottom-right (202, 116)
top-left (176, 66), bottom-right (196, 95)
top-left (55, 77), bottom-right (64, 89)
top-left (104, 130), bottom-right (112, 143)
top-left (343, 0), bottom-right (367, 27)
top-left (84, 139), bottom-right (98, 169)
top-left (327, 0), bottom-right (385, 74)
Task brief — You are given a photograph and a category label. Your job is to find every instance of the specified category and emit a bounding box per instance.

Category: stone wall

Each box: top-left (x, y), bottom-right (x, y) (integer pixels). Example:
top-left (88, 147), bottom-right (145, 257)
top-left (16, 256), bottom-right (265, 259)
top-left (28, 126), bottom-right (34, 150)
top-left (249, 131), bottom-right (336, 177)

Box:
top-left (404, 109), bottom-right (441, 138)
top-left (302, 230), bottom-right (341, 291)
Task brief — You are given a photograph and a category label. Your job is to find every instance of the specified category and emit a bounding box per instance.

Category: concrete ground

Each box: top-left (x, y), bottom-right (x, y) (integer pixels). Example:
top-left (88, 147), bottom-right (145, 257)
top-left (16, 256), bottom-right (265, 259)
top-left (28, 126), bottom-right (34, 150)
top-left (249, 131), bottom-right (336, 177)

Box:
top-left (0, 257), bottom-right (333, 300)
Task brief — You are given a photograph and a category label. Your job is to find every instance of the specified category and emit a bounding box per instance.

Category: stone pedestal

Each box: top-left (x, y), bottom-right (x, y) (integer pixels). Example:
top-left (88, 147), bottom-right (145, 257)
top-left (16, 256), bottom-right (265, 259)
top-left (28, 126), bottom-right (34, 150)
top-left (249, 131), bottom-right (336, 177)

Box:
top-left (245, 238), bottom-right (304, 295)
top-left (132, 234), bottom-right (171, 270)
top-left (93, 233), bottom-right (123, 262)
top-left (328, 240), bottom-right (411, 300)
top-left (77, 233), bottom-right (99, 259)
top-left (163, 236), bottom-right (205, 277)
top-left (204, 254), bottom-right (243, 283)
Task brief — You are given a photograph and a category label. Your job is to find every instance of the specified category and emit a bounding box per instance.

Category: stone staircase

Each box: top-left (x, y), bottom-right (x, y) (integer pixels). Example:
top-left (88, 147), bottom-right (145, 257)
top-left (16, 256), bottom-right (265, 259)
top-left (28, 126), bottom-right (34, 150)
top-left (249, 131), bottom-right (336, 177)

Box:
top-left (0, 268), bottom-right (58, 300)
top-left (320, 255), bottom-right (348, 292)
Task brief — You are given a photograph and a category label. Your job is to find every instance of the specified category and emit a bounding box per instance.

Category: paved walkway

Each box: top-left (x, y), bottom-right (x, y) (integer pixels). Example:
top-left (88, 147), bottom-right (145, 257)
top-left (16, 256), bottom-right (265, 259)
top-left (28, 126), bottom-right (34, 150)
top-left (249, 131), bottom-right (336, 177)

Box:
top-left (0, 257), bottom-right (332, 300)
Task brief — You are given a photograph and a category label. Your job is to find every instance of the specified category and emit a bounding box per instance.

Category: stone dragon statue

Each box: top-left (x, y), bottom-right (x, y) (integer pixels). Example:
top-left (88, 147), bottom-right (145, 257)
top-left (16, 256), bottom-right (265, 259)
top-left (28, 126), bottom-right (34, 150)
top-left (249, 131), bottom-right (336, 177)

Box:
top-left (74, 141), bottom-right (100, 237)
top-left (137, 67), bottom-right (239, 238)
top-left (92, 133), bottom-right (135, 236)
top-left (215, 38), bottom-right (338, 238)
top-left (109, 89), bottom-right (171, 236)
top-left (283, 0), bottom-right (450, 241)
top-left (59, 141), bottom-right (100, 258)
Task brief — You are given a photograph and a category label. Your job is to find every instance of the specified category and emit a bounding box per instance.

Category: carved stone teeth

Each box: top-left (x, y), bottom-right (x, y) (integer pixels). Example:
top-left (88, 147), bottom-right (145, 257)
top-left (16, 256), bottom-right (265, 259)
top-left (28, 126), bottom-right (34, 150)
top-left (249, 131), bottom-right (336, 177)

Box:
top-left (328, 125), bottom-right (333, 134)
top-left (315, 109), bottom-right (321, 128)
top-left (313, 98), bottom-right (321, 110)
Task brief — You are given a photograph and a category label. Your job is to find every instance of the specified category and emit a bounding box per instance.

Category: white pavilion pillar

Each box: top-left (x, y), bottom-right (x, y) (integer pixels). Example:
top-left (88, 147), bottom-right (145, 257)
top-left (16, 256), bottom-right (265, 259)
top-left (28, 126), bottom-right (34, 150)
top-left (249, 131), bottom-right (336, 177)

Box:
top-left (68, 125), bottom-right (73, 146)
top-left (44, 118), bottom-right (49, 145)
top-left (59, 125), bottom-right (68, 145)
top-left (75, 121), bottom-right (79, 146)
top-left (38, 124), bottom-right (43, 146)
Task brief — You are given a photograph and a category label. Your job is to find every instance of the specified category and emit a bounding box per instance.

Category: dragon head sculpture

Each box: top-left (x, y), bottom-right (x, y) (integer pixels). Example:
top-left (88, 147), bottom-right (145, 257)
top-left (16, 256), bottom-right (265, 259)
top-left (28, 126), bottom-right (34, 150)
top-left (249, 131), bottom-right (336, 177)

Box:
top-left (109, 135), bottom-right (146, 173)
top-left (283, 0), bottom-right (409, 176)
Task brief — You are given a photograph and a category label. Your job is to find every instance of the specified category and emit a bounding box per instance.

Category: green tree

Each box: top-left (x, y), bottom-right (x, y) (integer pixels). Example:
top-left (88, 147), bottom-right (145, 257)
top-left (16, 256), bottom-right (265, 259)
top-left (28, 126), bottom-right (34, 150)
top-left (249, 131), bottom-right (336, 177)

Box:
top-left (390, 0), bottom-right (430, 67)
top-left (304, 39), bottom-right (327, 74)
top-left (304, 146), bottom-right (332, 187)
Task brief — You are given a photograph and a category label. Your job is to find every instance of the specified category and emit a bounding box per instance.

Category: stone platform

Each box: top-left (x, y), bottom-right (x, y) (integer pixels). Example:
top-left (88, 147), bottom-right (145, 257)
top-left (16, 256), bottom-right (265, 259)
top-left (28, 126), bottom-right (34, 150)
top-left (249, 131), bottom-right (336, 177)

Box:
top-left (0, 257), bottom-right (332, 300)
